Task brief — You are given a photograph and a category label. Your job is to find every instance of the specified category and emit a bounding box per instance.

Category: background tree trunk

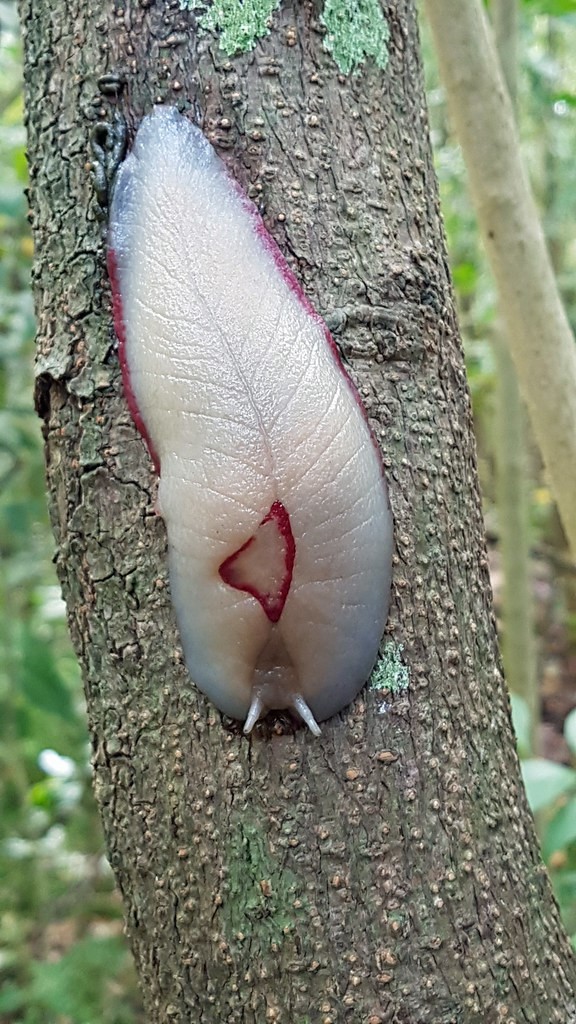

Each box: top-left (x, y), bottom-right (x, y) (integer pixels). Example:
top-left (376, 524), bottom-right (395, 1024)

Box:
top-left (19, 0), bottom-right (576, 1021)
top-left (491, 0), bottom-right (537, 748)
top-left (424, 0), bottom-right (576, 559)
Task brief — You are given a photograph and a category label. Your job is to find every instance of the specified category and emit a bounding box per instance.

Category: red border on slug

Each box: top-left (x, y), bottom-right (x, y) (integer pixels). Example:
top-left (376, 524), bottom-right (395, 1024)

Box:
top-left (108, 248), bottom-right (161, 473)
top-left (219, 500), bottom-right (296, 623)
top-left (230, 178), bottom-right (384, 469)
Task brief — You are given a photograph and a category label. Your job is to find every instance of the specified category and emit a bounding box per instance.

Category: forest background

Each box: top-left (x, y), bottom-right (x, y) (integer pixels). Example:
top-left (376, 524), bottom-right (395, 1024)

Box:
top-left (1, 1), bottom-right (576, 1020)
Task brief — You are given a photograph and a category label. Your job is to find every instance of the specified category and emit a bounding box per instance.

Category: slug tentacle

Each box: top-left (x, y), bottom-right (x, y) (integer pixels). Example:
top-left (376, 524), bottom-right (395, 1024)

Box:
top-left (243, 694), bottom-right (265, 735)
top-left (108, 106), bottom-right (393, 735)
top-left (291, 696), bottom-right (322, 737)
top-left (243, 690), bottom-right (321, 737)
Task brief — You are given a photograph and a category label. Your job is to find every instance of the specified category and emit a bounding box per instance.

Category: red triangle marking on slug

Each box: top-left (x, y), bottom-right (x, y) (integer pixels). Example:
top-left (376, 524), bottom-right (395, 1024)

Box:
top-left (219, 501), bottom-right (295, 623)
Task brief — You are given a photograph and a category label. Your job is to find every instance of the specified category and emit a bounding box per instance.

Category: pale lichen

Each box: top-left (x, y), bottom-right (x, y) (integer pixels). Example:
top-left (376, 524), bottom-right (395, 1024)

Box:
top-left (192, 0), bottom-right (280, 55)
top-left (321, 0), bottom-right (390, 75)
top-left (370, 642), bottom-right (409, 694)
top-left (185, 0), bottom-right (389, 69)
top-left (224, 820), bottom-right (307, 943)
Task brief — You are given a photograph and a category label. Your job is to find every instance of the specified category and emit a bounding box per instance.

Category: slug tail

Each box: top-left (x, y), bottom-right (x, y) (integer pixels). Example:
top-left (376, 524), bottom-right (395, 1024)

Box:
top-left (243, 694), bottom-right (264, 734)
top-left (292, 695), bottom-right (322, 737)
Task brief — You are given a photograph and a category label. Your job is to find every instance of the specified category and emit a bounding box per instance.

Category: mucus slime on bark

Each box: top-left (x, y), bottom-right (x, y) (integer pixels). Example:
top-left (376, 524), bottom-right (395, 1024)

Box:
top-left (107, 106), bottom-right (393, 736)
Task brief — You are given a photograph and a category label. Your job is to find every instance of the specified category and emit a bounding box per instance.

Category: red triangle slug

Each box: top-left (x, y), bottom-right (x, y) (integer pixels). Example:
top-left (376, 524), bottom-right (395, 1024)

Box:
top-left (108, 106), bottom-right (393, 735)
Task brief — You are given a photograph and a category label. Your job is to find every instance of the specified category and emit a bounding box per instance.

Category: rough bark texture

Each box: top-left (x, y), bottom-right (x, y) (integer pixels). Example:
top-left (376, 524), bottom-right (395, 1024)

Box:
top-left (20, 1), bottom-right (576, 1022)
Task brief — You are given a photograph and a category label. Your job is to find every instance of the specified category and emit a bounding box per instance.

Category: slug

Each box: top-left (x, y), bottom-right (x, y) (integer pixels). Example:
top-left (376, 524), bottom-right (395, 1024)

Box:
top-left (108, 106), bottom-right (393, 736)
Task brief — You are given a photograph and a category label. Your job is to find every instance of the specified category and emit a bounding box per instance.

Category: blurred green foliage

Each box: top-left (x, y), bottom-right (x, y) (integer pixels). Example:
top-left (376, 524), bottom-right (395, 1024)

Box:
top-left (517, 700), bottom-right (576, 942)
top-left (1, 0), bottom-right (575, 1016)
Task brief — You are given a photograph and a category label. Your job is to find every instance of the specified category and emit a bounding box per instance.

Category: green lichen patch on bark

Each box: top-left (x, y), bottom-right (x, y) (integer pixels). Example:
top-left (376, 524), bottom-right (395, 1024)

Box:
top-left (321, 0), bottom-right (390, 75)
top-left (192, 0), bottom-right (280, 55)
top-left (370, 642), bottom-right (409, 693)
top-left (221, 820), bottom-right (307, 945)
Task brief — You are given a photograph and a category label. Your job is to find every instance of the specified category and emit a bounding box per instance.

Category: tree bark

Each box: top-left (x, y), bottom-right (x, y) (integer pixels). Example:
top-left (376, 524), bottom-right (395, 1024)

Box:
top-left (20, 1), bottom-right (576, 1022)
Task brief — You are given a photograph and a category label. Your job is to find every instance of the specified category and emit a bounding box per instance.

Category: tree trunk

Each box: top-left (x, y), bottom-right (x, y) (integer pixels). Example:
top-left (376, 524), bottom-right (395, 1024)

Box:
top-left (19, 1), bottom-right (576, 1021)
top-left (491, 0), bottom-right (537, 747)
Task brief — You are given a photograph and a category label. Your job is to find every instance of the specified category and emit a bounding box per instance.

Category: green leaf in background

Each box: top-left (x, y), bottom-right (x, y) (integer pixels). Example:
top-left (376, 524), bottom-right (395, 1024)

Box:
top-left (563, 707), bottom-right (576, 756)
top-left (0, 184), bottom-right (25, 218)
top-left (522, 0), bottom-right (576, 17)
top-left (549, 871), bottom-right (576, 939)
top-left (17, 628), bottom-right (75, 722)
top-left (29, 935), bottom-right (136, 1024)
top-left (521, 759), bottom-right (576, 813)
top-left (0, 982), bottom-right (25, 1014)
top-left (510, 692), bottom-right (533, 757)
top-left (551, 90), bottom-right (576, 107)
top-left (451, 260), bottom-right (479, 297)
top-left (543, 797), bottom-right (576, 859)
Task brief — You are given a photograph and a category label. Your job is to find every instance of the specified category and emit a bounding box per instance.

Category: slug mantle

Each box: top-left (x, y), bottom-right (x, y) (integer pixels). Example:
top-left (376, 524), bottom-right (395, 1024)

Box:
top-left (107, 106), bottom-right (393, 735)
